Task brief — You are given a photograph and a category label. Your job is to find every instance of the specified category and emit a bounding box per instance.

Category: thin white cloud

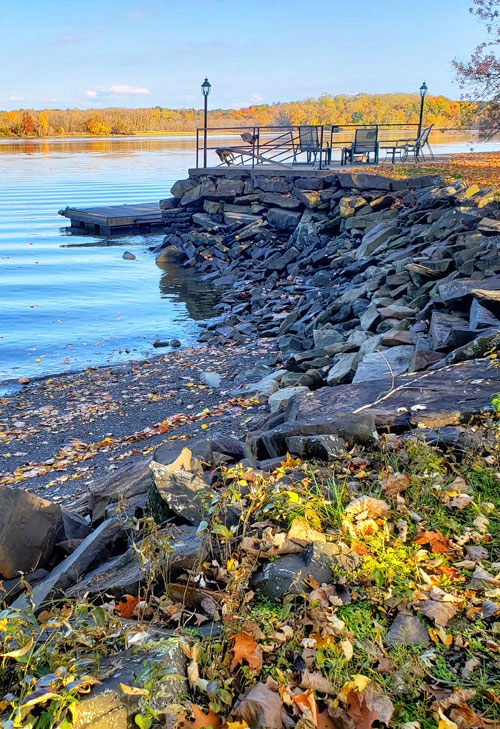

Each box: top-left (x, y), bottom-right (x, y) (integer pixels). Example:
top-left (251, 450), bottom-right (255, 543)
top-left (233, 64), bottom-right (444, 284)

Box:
top-left (85, 85), bottom-right (150, 100)
top-left (228, 94), bottom-right (265, 108)
top-left (109, 85), bottom-right (150, 95)
top-left (7, 93), bottom-right (25, 102)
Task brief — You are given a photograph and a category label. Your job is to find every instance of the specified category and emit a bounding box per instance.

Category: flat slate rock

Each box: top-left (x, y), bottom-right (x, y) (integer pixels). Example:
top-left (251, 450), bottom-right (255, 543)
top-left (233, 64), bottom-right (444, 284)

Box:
top-left (286, 360), bottom-right (499, 429)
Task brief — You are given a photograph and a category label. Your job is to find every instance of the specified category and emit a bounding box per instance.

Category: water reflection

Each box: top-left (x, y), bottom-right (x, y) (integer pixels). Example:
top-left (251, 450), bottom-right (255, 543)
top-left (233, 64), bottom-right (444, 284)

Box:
top-left (156, 258), bottom-right (222, 320)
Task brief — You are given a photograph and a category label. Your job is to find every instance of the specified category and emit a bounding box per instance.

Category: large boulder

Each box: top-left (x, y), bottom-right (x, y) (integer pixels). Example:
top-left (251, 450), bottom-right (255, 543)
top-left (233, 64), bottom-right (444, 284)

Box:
top-left (0, 486), bottom-right (62, 579)
top-left (266, 208), bottom-right (302, 231)
top-left (148, 449), bottom-right (208, 524)
top-left (88, 458), bottom-right (153, 523)
top-left (73, 642), bottom-right (186, 729)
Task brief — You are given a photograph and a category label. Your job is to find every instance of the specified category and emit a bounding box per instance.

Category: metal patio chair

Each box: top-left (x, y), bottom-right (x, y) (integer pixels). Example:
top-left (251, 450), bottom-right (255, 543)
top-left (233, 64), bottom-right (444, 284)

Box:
top-left (293, 126), bottom-right (331, 165)
top-left (342, 127), bottom-right (379, 165)
top-left (399, 124), bottom-right (435, 162)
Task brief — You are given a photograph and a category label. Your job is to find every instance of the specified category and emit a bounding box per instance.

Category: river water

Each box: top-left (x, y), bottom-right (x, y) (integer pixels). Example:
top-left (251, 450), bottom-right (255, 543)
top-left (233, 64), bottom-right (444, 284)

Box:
top-left (0, 132), bottom-right (499, 387)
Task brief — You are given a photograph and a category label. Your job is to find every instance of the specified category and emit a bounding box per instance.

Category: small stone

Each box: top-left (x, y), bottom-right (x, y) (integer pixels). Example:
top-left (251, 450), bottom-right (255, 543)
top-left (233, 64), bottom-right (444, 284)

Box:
top-left (199, 371), bottom-right (222, 388)
top-left (122, 251), bottom-right (136, 260)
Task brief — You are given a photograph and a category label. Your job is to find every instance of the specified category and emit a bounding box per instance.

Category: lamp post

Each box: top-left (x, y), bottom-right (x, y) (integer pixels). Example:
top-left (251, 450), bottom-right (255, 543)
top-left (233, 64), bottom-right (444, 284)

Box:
top-left (418, 81), bottom-right (428, 139)
top-left (201, 77), bottom-right (211, 168)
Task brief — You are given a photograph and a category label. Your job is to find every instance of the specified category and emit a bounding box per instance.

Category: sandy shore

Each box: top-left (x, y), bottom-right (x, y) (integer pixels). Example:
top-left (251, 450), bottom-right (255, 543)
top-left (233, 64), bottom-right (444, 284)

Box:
top-left (0, 340), bottom-right (275, 503)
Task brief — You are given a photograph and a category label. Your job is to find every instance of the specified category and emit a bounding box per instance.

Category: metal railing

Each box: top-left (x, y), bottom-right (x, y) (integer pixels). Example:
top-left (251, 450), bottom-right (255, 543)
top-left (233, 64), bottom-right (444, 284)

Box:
top-left (195, 123), bottom-right (423, 169)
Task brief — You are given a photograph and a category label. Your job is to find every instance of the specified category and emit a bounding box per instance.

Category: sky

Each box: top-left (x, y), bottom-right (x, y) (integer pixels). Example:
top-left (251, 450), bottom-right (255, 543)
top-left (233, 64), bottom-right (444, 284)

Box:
top-left (0, 0), bottom-right (486, 111)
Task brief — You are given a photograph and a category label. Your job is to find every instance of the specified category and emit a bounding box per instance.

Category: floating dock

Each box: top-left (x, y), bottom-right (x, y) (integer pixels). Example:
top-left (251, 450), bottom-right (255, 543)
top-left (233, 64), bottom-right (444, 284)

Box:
top-left (59, 202), bottom-right (162, 235)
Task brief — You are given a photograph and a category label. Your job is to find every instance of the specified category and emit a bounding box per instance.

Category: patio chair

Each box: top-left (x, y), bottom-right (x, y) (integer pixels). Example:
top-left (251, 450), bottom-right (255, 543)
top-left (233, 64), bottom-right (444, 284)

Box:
top-left (293, 126), bottom-right (331, 165)
top-left (342, 127), bottom-right (379, 165)
top-left (399, 124), bottom-right (434, 162)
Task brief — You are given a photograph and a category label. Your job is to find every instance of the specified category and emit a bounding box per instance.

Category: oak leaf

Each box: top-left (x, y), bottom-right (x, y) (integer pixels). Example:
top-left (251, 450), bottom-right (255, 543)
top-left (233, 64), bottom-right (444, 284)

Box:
top-left (414, 530), bottom-right (452, 554)
top-left (230, 631), bottom-right (262, 672)
top-left (114, 594), bottom-right (139, 619)
top-left (175, 703), bottom-right (222, 729)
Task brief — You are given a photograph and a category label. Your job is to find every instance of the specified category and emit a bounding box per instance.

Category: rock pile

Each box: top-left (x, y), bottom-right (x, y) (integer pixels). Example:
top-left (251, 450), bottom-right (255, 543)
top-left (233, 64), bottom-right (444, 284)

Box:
top-left (155, 170), bottom-right (500, 403)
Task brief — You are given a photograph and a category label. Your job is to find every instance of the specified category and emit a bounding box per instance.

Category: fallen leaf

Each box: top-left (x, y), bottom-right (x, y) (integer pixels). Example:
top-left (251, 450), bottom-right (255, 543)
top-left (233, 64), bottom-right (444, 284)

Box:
top-left (114, 595), bottom-right (139, 619)
top-left (381, 472), bottom-right (410, 495)
top-left (415, 530), bottom-right (453, 554)
top-left (419, 600), bottom-right (458, 627)
top-left (230, 631), bottom-right (262, 672)
top-left (175, 703), bottom-right (222, 729)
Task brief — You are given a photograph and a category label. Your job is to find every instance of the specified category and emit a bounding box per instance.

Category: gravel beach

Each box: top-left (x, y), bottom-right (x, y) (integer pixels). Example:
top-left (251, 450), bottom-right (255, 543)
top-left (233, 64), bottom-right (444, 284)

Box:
top-left (0, 340), bottom-right (275, 503)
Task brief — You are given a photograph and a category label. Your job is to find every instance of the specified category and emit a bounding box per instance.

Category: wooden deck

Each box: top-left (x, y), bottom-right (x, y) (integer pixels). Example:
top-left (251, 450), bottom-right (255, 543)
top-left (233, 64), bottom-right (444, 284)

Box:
top-left (59, 202), bottom-right (162, 234)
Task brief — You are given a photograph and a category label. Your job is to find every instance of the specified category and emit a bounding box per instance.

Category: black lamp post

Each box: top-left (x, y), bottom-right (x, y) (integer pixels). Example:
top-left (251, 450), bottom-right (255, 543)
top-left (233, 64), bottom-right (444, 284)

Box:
top-left (418, 81), bottom-right (428, 139)
top-left (201, 77), bottom-right (211, 168)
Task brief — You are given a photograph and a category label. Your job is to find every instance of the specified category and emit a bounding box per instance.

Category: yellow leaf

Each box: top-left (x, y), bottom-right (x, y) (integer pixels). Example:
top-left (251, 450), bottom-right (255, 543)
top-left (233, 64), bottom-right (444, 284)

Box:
top-left (120, 683), bottom-right (149, 696)
top-left (338, 674), bottom-right (370, 703)
top-left (1, 636), bottom-right (33, 659)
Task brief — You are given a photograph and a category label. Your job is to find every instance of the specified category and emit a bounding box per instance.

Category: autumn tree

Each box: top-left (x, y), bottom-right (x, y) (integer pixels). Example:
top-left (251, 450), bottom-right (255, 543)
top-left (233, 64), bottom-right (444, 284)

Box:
top-left (21, 110), bottom-right (34, 135)
top-left (454, 0), bottom-right (500, 129)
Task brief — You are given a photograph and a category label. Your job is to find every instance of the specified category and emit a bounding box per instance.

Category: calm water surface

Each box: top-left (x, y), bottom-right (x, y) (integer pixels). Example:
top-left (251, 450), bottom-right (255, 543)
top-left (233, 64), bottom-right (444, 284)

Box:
top-left (1, 133), bottom-right (499, 387)
top-left (0, 136), bottom-right (225, 387)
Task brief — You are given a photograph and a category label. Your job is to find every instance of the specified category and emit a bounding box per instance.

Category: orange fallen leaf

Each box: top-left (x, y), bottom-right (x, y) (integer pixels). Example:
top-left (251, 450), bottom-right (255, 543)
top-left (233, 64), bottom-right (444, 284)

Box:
top-left (114, 595), bottom-right (139, 619)
top-left (175, 703), bottom-right (222, 729)
top-left (230, 631), bottom-right (262, 672)
top-left (414, 530), bottom-right (453, 554)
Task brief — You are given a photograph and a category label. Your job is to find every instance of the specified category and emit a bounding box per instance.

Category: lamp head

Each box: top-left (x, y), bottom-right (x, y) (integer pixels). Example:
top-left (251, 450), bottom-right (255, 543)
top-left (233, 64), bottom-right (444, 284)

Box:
top-left (201, 77), bottom-right (211, 97)
top-left (420, 81), bottom-right (428, 98)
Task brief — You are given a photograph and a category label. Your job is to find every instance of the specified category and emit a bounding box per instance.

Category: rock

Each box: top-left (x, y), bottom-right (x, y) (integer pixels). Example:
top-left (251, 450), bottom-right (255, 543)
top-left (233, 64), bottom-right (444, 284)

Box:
top-left (0, 486), bottom-right (62, 579)
top-left (231, 682), bottom-right (284, 729)
top-left (170, 338), bottom-right (181, 347)
top-left (294, 189), bottom-right (321, 208)
top-left (326, 352), bottom-right (361, 385)
top-left (470, 298), bottom-right (499, 329)
top-left (287, 359), bottom-right (500, 429)
top-left (313, 326), bottom-right (343, 348)
top-left (268, 386), bottom-right (309, 414)
top-left (122, 251), bottom-right (136, 260)
top-left (262, 192), bottom-right (301, 209)
top-left (155, 246), bottom-right (186, 264)
top-left (199, 370), bottom-right (222, 388)
top-left (286, 433), bottom-right (345, 460)
top-left (378, 304), bottom-right (415, 320)
top-left (437, 277), bottom-right (500, 309)
top-left (148, 459), bottom-right (208, 524)
top-left (13, 518), bottom-right (122, 609)
top-left (252, 542), bottom-right (337, 600)
top-left (246, 413), bottom-right (378, 460)
top-left (67, 546), bottom-right (144, 599)
top-left (88, 458), bottom-right (153, 523)
top-left (356, 223), bottom-right (400, 258)
top-left (73, 642), bottom-right (186, 729)
top-left (266, 208), bottom-right (302, 231)
top-left (385, 613), bottom-right (431, 647)
top-left (442, 328), bottom-right (500, 365)
top-left (353, 346), bottom-right (415, 384)
top-left (472, 288), bottom-right (500, 317)
top-left (170, 177), bottom-right (196, 198)
top-left (380, 330), bottom-right (416, 346)
top-left (430, 311), bottom-right (477, 352)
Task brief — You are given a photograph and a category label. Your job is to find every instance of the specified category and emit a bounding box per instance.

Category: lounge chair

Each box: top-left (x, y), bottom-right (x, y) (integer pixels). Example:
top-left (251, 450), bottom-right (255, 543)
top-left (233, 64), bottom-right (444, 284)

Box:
top-left (342, 127), bottom-right (379, 165)
top-left (399, 124), bottom-right (434, 162)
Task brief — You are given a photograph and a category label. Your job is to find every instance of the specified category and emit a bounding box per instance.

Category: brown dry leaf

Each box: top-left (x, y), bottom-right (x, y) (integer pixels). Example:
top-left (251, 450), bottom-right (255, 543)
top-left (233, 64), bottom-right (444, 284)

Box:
top-left (230, 631), bottom-right (262, 672)
top-left (296, 710), bottom-right (317, 729)
top-left (309, 584), bottom-right (343, 608)
top-left (345, 496), bottom-right (390, 521)
top-left (419, 600), bottom-right (458, 627)
top-left (381, 472), bottom-right (410, 496)
top-left (114, 595), bottom-right (138, 619)
top-left (449, 703), bottom-right (490, 729)
top-left (375, 657), bottom-right (396, 673)
top-left (175, 703), bottom-right (222, 729)
top-left (294, 690), bottom-right (318, 725)
top-left (431, 689), bottom-right (477, 712)
top-left (317, 708), bottom-right (338, 729)
top-left (414, 530), bottom-right (453, 554)
top-left (345, 683), bottom-right (394, 729)
top-left (300, 669), bottom-right (337, 695)
top-left (447, 495), bottom-right (473, 510)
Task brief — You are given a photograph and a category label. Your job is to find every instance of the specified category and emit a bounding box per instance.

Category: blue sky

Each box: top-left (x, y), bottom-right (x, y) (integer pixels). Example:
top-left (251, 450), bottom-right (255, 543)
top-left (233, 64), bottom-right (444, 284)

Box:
top-left (0, 0), bottom-right (485, 110)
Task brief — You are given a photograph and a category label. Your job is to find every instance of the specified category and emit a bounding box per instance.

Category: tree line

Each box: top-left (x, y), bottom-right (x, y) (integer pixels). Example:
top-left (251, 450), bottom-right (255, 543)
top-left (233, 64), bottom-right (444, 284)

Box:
top-left (0, 93), bottom-right (479, 138)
